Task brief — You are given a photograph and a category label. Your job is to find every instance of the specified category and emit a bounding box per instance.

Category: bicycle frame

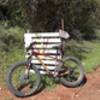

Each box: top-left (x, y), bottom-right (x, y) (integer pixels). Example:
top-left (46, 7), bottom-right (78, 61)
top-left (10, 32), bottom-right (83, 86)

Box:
top-left (28, 43), bottom-right (63, 73)
top-left (25, 29), bottom-right (69, 75)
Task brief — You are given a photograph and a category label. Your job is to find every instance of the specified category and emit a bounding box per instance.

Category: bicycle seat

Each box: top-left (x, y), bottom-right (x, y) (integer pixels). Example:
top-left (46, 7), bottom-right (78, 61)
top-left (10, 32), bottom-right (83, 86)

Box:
top-left (52, 44), bottom-right (61, 49)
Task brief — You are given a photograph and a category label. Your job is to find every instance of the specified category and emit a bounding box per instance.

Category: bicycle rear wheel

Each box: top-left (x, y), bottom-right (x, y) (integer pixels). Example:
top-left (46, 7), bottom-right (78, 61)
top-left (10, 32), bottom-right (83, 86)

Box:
top-left (60, 56), bottom-right (84, 87)
top-left (6, 61), bottom-right (41, 97)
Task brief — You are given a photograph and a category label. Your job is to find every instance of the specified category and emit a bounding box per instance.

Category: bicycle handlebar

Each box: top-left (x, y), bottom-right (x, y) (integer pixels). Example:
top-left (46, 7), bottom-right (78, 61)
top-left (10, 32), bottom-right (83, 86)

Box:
top-left (26, 42), bottom-right (34, 51)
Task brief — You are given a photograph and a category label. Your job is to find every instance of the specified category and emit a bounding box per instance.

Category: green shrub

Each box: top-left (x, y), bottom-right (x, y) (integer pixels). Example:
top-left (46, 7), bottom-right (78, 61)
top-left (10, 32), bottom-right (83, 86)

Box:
top-left (0, 26), bottom-right (24, 52)
top-left (0, 26), bottom-right (25, 85)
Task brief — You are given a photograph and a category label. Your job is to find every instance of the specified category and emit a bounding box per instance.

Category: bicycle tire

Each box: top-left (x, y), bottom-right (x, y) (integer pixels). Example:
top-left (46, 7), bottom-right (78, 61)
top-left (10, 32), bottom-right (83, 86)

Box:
top-left (6, 61), bottom-right (41, 97)
top-left (60, 56), bottom-right (85, 87)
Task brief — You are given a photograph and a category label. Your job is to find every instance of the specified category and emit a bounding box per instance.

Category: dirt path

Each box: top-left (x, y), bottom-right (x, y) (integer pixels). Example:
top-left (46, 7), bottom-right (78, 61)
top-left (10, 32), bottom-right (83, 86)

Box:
top-left (0, 68), bottom-right (100, 100)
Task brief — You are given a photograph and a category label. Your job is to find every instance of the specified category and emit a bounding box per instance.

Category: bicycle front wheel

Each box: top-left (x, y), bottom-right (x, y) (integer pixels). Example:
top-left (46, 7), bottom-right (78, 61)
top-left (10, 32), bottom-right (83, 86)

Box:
top-left (60, 56), bottom-right (84, 87)
top-left (6, 61), bottom-right (41, 97)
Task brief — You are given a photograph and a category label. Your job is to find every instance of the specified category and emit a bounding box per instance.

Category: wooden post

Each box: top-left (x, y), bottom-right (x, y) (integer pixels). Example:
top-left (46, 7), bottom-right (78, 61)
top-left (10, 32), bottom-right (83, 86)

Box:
top-left (60, 18), bottom-right (64, 56)
top-left (61, 18), bottom-right (64, 31)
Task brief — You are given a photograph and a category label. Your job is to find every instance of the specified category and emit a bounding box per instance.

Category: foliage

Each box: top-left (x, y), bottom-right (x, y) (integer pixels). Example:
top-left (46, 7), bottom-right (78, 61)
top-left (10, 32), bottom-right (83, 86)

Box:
top-left (63, 37), bottom-right (100, 72)
top-left (0, 0), bottom-right (99, 39)
top-left (0, 26), bottom-right (25, 85)
top-left (0, 0), bottom-right (100, 87)
top-left (0, 0), bottom-right (26, 27)
top-left (0, 0), bottom-right (9, 6)
top-left (23, 0), bottom-right (98, 39)
top-left (42, 75), bottom-right (56, 89)
top-left (0, 25), bottom-right (24, 52)
top-left (82, 40), bottom-right (100, 72)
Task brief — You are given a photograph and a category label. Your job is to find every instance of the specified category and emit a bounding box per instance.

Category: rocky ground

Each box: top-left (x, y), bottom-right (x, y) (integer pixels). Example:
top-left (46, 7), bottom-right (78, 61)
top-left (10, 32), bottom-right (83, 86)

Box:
top-left (0, 67), bottom-right (100, 100)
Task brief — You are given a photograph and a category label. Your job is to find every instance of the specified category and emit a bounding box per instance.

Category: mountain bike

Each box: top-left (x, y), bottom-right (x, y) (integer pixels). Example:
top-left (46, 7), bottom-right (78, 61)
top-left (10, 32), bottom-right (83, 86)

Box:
top-left (6, 30), bottom-right (85, 97)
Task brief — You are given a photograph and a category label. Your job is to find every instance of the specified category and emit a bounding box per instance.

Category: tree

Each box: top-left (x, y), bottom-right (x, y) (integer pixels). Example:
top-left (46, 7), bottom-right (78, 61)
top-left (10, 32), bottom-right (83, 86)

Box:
top-left (24, 0), bottom-right (96, 35)
top-left (0, 0), bottom-right (9, 5)
top-left (0, 0), bottom-right (99, 39)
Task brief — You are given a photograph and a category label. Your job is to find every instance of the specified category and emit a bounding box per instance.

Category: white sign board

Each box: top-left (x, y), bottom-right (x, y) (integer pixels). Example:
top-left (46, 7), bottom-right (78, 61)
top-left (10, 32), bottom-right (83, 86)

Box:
top-left (24, 30), bottom-right (69, 74)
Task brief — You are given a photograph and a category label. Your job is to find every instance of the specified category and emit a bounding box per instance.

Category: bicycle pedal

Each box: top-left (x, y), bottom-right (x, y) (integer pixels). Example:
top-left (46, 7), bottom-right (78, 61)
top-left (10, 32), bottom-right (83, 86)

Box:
top-left (55, 67), bottom-right (62, 72)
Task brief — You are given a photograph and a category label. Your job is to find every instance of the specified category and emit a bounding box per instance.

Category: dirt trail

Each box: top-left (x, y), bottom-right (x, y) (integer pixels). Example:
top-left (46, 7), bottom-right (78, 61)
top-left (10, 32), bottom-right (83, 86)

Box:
top-left (0, 68), bottom-right (100, 100)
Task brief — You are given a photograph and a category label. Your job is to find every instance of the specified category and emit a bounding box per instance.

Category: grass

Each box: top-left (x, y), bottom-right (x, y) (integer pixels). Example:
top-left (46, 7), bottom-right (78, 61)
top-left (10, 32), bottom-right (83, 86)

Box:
top-left (80, 29), bottom-right (100, 72)
top-left (82, 40), bottom-right (100, 72)
top-left (0, 48), bottom-right (24, 86)
top-left (0, 26), bottom-right (25, 86)
top-left (0, 26), bottom-right (100, 88)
